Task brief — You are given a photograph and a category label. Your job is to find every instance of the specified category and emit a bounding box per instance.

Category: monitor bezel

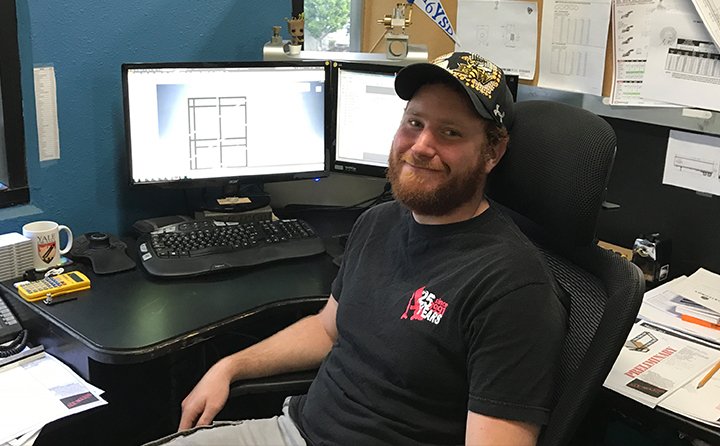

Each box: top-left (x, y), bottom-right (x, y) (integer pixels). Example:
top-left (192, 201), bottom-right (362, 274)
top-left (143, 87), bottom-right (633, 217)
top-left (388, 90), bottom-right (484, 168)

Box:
top-left (329, 61), bottom-right (405, 179)
top-left (121, 60), bottom-right (332, 188)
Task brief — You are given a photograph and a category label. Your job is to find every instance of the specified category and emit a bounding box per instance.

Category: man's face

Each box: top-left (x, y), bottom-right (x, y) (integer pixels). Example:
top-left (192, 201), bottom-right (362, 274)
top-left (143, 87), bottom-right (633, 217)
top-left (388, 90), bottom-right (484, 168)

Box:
top-left (387, 83), bottom-right (497, 216)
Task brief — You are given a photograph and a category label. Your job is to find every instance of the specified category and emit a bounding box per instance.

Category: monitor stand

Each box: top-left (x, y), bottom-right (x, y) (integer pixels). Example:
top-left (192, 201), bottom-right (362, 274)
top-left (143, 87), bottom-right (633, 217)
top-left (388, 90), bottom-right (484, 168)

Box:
top-left (196, 183), bottom-right (271, 213)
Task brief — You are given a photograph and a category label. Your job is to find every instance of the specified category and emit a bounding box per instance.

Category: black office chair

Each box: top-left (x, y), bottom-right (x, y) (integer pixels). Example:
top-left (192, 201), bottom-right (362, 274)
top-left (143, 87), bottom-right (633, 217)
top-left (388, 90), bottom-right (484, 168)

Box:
top-left (226, 100), bottom-right (645, 445)
top-left (486, 100), bottom-right (645, 446)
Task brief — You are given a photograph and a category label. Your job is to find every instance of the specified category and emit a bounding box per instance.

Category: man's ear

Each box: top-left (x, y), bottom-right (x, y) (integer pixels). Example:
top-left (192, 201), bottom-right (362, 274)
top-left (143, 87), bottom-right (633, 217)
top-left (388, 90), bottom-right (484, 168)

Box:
top-left (482, 137), bottom-right (508, 174)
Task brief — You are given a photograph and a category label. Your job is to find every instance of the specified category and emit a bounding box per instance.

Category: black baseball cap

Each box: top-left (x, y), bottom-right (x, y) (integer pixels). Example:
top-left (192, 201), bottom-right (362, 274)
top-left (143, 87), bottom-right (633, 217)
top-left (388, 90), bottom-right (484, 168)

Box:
top-left (395, 52), bottom-right (514, 130)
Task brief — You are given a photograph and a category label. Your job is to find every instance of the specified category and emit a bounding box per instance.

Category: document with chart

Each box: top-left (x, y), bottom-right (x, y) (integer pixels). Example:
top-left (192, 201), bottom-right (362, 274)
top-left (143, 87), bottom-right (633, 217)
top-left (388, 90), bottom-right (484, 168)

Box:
top-left (537, 0), bottom-right (612, 95)
top-left (642, 9), bottom-right (720, 111)
top-left (610, 0), bottom-right (695, 106)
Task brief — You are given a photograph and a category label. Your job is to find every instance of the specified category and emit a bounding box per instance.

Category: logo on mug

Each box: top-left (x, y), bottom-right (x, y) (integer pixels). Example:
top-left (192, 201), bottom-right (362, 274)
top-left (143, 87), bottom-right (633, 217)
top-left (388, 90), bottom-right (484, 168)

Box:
top-left (37, 234), bottom-right (57, 264)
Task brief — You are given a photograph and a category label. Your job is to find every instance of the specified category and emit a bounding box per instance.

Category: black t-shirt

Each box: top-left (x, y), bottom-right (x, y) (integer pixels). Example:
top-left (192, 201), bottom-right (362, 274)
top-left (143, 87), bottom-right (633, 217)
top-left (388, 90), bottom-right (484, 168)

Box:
top-left (290, 201), bottom-right (567, 445)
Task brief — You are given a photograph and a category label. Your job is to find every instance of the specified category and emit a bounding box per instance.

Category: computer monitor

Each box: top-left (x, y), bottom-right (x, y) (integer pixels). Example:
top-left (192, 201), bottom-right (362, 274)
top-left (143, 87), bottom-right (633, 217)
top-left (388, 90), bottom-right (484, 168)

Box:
top-left (330, 61), bottom-right (406, 178)
top-left (122, 61), bottom-right (330, 198)
top-left (329, 61), bottom-right (519, 179)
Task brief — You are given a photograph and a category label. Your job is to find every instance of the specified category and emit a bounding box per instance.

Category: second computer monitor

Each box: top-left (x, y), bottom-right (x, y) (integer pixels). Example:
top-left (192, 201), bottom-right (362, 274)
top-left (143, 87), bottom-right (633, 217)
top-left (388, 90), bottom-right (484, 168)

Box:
top-left (330, 61), bottom-right (519, 179)
top-left (331, 62), bottom-right (406, 178)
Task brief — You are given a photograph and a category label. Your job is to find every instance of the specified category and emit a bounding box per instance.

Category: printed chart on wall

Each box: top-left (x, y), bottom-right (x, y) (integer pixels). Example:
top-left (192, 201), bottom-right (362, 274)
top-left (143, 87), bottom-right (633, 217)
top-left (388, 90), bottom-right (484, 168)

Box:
top-left (663, 130), bottom-right (720, 195)
top-left (537, 0), bottom-right (612, 95)
top-left (610, 0), bottom-right (696, 106)
top-left (455, 0), bottom-right (539, 80)
top-left (642, 9), bottom-right (720, 111)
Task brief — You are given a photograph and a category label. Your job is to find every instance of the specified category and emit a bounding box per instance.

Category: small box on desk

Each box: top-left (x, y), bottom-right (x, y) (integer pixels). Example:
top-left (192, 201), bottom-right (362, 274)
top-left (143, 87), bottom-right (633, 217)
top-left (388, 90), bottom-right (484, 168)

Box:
top-left (194, 205), bottom-right (276, 223)
top-left (0, 232), bottom-right (34, 281)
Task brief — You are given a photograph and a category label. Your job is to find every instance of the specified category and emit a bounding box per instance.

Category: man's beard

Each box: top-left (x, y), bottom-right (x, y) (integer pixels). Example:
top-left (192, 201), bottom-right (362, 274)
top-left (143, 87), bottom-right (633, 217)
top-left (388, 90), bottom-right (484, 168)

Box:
top-left (386, 150), bottom-right (485, 216)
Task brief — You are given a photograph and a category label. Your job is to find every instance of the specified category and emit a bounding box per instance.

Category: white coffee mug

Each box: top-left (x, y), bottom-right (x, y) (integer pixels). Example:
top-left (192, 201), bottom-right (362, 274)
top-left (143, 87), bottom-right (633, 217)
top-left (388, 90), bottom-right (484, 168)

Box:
top-left (22, 221), bottom-right (73, 271)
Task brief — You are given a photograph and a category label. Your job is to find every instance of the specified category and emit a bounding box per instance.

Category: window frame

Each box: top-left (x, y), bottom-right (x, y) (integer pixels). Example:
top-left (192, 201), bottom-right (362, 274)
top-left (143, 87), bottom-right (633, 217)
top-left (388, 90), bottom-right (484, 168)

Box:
top-left (0, 0), bottom-right (29, 208)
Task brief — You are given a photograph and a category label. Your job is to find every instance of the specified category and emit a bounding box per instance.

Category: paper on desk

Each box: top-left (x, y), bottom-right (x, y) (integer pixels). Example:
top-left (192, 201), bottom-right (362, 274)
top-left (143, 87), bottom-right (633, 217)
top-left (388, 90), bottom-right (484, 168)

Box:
top-left (455, 0), bottom-right (538, 80)
top-left (639, 276), bottom-right (720, 345)
top-left (662, 130), bottom-right (720, 196)
top-left (603, 322), bottom-right (720, 407)
top-left (660, 360), bottom-right (720, 428)
top-left (672, 268), bottom-right (720, 314)
top-left (0, 428), bottom-right (40, 446)
top-left (0, 351), bottom-right (106, 445)
top-left (537, 0), bottom-right (612, 95)
top-left (641, 9), bottom-right (720, 111)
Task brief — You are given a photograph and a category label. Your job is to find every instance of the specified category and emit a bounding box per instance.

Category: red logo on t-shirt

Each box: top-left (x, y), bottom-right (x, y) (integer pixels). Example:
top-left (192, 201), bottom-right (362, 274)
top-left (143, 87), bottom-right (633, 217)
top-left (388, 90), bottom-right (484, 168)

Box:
top-left (401, 286), bottom-right (448, 325)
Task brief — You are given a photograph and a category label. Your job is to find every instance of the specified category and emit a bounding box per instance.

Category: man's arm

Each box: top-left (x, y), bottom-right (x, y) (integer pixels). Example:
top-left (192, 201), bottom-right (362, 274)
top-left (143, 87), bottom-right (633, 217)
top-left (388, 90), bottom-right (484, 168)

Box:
top-left (178, 295), bottom-right (339, 430)
top-left (466, 411), bottom-right (540, 446)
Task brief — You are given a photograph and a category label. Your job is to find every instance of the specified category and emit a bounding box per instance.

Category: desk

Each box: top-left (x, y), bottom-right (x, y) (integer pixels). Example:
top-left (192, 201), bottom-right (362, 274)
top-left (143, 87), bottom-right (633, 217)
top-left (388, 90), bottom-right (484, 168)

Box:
top-left (0, 248), bottom-right (339, 444)
top-left (1, 254), bottom-right (338, 378)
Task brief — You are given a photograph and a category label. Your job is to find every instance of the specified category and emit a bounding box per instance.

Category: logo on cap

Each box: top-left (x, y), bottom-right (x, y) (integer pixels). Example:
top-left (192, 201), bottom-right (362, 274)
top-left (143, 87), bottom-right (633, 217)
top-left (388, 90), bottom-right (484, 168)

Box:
top-left (432, 53), bottom-right (502, 100)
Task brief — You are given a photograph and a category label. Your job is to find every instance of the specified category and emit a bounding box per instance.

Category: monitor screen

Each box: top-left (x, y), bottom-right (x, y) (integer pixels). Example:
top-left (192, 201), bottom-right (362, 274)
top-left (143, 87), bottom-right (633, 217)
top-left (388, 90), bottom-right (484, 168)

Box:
top-left (330, 62), bottom-right (406, 178)
top-left (329, 62), bottom-right (519, 179)
top-left (122, 61), bottom-right (329, 186)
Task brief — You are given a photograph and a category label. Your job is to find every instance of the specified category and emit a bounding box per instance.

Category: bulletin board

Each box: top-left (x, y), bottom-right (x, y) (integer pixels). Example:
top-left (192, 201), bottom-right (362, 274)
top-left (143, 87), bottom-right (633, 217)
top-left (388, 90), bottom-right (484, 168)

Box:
top-left (361, 0), bottom-right (615, 96)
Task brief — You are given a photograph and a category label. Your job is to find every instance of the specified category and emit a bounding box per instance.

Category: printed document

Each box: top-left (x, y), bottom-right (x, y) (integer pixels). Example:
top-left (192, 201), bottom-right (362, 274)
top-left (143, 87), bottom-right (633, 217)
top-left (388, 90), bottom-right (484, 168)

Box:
top-left (537, 0), bottom-right (612, 95)
top-left (604, 322), bottom-right (720, 407)
top-left (455, 0), bottom-right (539, 80)
top-left (660, 359), bottom-right (720, 427)
top-left (663, 130), bottom-right (720, 196)
top-left (639, 276), bottom-right (720, 345)
top-left (672, 268), bottom-right (720, 314)
top-left (0, 351), bottom-right (106, 445)
top-left (610, 0), bottom-right (694, 106)
top-left (642, 9), bottom-right (720, 111)
top-left (689, 0), bottom-right (720, 49)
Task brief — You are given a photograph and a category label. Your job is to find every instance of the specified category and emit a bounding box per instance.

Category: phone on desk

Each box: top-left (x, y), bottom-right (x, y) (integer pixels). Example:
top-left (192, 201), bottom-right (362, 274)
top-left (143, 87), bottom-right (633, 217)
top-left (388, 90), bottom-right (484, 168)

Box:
top-left (0, 295), bottom-right (22, 345)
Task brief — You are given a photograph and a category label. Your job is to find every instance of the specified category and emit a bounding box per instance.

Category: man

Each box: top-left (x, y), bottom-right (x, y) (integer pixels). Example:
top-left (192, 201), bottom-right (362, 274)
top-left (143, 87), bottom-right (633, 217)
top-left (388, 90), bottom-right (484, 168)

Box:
top-left (148, 52), bottom-right (567, 446)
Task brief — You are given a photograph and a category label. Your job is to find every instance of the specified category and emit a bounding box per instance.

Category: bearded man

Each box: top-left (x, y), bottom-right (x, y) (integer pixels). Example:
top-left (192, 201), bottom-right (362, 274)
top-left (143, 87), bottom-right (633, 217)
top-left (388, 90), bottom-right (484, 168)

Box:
top-left (146, 52), bottom-right (567, 446)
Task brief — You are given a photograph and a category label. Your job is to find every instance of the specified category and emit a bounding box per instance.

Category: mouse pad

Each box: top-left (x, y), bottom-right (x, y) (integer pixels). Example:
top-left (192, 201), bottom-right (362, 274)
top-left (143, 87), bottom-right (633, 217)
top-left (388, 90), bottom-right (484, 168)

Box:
top-left (69, 232), bottom-right (136, 274)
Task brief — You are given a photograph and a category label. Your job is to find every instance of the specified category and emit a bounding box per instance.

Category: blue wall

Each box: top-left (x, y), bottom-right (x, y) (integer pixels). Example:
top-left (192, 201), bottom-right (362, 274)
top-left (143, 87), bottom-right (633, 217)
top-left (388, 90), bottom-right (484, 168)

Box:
top-left (0, 0), bottom-right (289, 236)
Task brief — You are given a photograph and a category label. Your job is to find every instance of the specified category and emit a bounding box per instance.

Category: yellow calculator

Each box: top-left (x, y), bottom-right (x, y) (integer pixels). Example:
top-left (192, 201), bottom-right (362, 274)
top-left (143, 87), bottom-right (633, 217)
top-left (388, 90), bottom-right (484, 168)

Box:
top-left (17, 271), bottom-right (91, 302)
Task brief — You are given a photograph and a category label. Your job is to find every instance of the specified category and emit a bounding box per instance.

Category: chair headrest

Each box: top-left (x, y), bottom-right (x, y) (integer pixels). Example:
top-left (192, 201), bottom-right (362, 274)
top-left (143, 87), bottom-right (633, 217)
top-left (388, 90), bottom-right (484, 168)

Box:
top-left (486, 100), bottom-right (616, 248)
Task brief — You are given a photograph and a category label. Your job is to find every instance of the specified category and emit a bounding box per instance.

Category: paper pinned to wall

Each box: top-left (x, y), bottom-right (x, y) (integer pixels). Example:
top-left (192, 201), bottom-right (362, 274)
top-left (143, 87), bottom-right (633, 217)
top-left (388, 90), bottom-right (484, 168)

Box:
top-left (663, 129), bottom-right (720, 195)
top-left (455, 0), bottom-right (539, 80)
top-left (642, 10), bottom-right (720, 111)
top-left (609, 0), bottom-right (694, 106)
top-left (689, 0), bottom-right (720, 49)
top-left (33, 65), bottom-right (60, 162)
top-left (537, 0), bottom-right (612, 95)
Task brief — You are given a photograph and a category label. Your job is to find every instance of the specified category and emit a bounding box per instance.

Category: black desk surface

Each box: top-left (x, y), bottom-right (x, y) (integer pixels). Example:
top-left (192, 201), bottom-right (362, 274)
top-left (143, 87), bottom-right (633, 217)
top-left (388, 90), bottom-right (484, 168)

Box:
top-left (0, 253), bottom-right (338, 365)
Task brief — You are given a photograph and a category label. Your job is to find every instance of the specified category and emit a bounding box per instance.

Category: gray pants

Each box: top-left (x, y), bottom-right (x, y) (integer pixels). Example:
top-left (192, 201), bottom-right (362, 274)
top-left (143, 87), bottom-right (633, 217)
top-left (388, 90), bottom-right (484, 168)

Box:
top-left (144, 398), bottom-right (306, 446)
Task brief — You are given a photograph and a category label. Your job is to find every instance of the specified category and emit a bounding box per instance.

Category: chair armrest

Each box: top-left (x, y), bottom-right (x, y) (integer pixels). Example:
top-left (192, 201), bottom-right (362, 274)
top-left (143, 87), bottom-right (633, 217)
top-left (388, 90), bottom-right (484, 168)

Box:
top-left (228, 369), bottom-right (317, 397)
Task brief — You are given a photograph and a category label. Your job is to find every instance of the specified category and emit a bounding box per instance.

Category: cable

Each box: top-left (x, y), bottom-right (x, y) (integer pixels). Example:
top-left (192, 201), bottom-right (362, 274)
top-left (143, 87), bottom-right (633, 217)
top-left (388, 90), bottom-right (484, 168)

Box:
top-left (0, 329), bottom-right (28, 358)
top-left (284, 183), bottom-right (394, 215)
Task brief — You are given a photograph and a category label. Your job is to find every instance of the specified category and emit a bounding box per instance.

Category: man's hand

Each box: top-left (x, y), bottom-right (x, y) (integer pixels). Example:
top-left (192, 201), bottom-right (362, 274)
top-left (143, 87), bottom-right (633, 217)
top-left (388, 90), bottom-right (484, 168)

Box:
top-left (178, 360), bottom-right (233, 430)
top-left (176, 297), bottom-right (338, 431)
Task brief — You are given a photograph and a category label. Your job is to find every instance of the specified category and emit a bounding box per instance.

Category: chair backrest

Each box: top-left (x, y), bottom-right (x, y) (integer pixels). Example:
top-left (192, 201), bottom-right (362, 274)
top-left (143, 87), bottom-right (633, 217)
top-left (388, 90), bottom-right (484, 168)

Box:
top-left (486, 100), bottom-right (645, 446)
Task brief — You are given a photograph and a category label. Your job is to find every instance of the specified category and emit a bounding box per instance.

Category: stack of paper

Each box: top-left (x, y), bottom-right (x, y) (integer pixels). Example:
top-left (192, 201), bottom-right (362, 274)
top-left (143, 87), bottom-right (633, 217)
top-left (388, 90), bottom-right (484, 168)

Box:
top-left (0, 350), bottom-right (107, 445)
top-left (674, 297), bottom-right (720, 329)
top-left (639, 275), bottom-right (720, 345)
top-left (614, 266), bottom-right (720, 428)
top-left (0, 233), bottom-right (33, 282)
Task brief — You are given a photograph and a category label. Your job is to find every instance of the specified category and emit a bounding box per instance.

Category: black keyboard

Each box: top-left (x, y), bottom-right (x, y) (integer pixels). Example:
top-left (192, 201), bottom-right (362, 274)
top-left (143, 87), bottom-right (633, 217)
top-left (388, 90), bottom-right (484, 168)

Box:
top-left (137, 219), bottom-right (325, 277)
